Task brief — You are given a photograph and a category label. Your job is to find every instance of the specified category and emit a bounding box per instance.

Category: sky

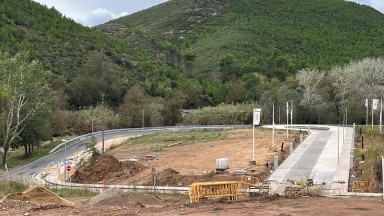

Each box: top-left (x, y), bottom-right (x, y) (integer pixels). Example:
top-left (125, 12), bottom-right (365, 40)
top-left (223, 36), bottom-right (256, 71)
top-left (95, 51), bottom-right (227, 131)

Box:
top-left (32, 0), bottom-right (383, 27)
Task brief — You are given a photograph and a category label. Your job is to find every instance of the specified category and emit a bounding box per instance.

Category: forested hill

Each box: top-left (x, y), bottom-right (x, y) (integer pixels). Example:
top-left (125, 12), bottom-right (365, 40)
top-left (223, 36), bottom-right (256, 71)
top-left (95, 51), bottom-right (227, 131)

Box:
top-left (0, 0), bottom-right (136, 77)
top-left (98, 0), bottom-right (384, 79)
top-left (0, 0), bottom-right (174, 108)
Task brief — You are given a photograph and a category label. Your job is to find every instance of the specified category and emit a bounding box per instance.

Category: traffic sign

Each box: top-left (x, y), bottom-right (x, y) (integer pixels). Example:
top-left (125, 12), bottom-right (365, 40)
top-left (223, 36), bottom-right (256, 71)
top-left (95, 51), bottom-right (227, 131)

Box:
top-left (253, 108), bottom-right (261, 125)
top-left (66, 165), bottom-right (71, 171)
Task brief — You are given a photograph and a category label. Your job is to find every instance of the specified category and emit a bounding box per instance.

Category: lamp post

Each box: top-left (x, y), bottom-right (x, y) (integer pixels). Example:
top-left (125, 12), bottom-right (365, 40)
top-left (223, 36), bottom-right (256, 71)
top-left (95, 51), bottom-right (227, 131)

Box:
top-left (91, 107), bottom-right (95, 134)
top-left (61, 139), bottom-right (67, 183)
top-left (286, 102), bottom-right (289, 138)
top-left (142, 109), bottom-right (145, 129)
top-left (289, 100), bottom-right (293, 131)
top-left (272, 104), bottom-right (275, 149)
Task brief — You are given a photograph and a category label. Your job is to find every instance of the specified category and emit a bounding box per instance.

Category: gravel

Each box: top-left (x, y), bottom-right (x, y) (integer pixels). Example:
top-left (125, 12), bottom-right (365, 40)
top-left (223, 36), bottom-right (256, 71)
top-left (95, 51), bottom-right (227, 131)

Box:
top-left (88, 187), bottom-right (124, 205)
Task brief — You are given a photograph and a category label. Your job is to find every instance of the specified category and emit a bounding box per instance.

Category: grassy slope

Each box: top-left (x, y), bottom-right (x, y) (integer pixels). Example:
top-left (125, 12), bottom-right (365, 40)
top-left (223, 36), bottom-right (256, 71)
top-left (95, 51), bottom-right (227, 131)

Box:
top-left (98, 0), bottom-right (384, 79)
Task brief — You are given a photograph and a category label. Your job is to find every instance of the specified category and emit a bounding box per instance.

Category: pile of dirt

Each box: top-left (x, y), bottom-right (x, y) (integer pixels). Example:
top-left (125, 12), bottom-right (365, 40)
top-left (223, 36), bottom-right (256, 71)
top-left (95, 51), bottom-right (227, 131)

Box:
top-left (89, 187), bottom-right (124, 205)
top-left (72, 154), bottom-right (147, 184)
top-left (155, 168), bottom-right (181, 186)
top-left (96, 191), bottom-right (163, 207)
top-left (148, 168), bottom-right (240, 186)
top-left (1, 186), bottom-right (73, 206)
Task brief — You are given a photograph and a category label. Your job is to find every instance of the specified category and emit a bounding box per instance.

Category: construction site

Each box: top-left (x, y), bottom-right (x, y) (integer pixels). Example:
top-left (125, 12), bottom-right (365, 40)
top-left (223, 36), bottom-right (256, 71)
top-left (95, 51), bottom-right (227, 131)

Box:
top-left (1, 126), bottom-right (384, 215)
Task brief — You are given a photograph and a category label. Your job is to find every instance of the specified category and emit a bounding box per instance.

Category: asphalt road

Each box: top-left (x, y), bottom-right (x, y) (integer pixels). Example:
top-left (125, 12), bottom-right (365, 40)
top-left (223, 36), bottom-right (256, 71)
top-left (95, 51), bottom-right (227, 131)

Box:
top-left (1, 125), bottom-right (249, 181)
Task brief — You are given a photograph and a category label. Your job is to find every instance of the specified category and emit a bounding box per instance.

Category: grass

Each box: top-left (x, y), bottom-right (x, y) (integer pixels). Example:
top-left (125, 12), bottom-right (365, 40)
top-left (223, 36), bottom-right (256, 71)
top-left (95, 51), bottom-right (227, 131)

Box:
top-left (352, 125), bottom-right (384, 192)
top-left (0, 180), bottom-right (98, 198)
top-left (0, 138), bottom-right (70, 173)
top-left (129, 129), bottom-right (228, 147)
top-left (0, 180), bottom-right (29, 198)
top-left (49, 186), bottom-right (98, 198)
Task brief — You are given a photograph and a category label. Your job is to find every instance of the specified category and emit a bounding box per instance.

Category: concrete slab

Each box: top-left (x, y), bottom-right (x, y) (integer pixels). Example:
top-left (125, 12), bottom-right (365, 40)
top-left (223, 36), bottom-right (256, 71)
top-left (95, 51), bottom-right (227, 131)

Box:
top-left (265, 125), bottom-right (353, 195)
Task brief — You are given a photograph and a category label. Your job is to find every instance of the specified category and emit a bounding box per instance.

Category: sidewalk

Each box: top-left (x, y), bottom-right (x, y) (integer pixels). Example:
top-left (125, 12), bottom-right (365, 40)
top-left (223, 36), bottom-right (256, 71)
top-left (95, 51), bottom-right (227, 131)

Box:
top-left (266, 125), bottom-right (353, 195)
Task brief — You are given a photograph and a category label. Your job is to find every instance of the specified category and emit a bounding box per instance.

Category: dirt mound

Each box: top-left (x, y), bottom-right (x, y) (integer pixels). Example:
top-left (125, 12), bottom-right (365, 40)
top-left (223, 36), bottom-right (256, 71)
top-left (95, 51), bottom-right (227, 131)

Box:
top-left (96, 191), bottom-right (163, 206)
top-left (1, 186), bottom-right (73, 206)
top-left (89, 187), bottom-right (123, 205)
top-left (72, 154), bottom-right (147, 184)
top-left (156, 168), bottom-right (181, 185)
top-left (149, 168), bottom-right (240, 186)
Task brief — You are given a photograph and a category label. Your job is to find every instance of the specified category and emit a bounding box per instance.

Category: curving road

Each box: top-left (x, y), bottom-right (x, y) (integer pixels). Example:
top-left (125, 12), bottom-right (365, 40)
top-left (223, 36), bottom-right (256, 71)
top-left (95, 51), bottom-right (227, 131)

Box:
top-left (1, 125), bottom-right (249, 181)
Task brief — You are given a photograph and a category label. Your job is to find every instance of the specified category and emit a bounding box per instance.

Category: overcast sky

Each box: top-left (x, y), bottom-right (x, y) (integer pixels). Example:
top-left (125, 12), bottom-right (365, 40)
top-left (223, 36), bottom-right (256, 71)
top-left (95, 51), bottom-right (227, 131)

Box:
top-left (32, 0), bottom-right (383, 27)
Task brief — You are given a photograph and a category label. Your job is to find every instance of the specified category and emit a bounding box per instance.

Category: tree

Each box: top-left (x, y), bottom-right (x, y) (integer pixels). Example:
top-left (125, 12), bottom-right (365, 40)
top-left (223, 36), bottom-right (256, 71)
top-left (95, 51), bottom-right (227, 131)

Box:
top-left (119, 86), bottom-right (148, 128)
top-left (219, 54), bottom-right (237, 83)
top-left (328, 65), bottom-right (360, 115)
top-left (16, 108), bottom-right (52, 158)
top-left (353, 58), bottom-right (384, 98)
top-left (184, 51), bottom-right (196, 78)
top-left (296, 68), bottom-right (324, 108)
top-left (0, 52), bottom-right (54, 166)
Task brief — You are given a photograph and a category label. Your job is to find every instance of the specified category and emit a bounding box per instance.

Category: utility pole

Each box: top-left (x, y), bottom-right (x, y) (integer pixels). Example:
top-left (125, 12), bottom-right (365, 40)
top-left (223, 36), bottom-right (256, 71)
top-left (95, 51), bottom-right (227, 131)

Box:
top-left (142, 110), bottom-right (145, 129)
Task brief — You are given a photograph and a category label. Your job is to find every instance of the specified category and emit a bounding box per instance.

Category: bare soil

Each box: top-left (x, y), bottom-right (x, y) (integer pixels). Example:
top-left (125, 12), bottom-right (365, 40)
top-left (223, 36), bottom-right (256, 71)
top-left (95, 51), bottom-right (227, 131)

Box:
top-left (1, 196), bottom-right (384, 215)
top-left (73, 129), bottom-right (295, 186)
top-left (2, 129), bottom-right (382, 215)
top-left (72, 154), bottom-right (147, 184)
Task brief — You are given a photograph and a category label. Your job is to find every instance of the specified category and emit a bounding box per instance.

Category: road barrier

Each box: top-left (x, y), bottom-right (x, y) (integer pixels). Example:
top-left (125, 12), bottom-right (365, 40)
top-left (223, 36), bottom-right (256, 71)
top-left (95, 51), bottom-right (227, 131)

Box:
top-left (189, 181), bottom-right (245, 203)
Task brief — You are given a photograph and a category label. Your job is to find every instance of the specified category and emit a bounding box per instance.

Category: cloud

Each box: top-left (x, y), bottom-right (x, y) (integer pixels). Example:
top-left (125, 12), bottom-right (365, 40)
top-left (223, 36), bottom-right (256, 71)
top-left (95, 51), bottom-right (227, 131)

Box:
top-left (82, 8), bottom-right (129, 27)
top-left (349, 0), bottom-right (384, 13)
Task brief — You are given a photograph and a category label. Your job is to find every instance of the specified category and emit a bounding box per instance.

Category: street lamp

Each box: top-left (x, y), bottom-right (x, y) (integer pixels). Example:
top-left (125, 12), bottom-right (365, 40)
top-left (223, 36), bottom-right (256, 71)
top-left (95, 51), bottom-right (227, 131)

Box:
top-left (61, 139), bottom-right (67, 183)
top-left (286, 102), bottom-right (289, 138)
top-left (62, 139), bottom-right (67, 160)
top-left (289, 100), bottom-right (293, 131)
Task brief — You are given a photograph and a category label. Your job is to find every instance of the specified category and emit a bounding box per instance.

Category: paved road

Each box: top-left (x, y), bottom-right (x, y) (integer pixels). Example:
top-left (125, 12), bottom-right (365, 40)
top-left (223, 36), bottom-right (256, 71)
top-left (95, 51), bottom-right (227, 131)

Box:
top-left (267, 124), bottom-right (354, 195)
top-left (1, 125), bottom-right (249, 181)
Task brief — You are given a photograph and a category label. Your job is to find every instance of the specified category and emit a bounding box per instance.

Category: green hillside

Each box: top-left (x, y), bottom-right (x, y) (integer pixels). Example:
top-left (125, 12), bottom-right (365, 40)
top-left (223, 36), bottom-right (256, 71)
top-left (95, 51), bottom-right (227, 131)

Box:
top-left (3, 0), bottom-right (384, 110)
top-left (0, 0), bottom-right (130, 76)
top-left (0, 0), bottom-right (177, 108)
top-left (99, 0), bottom-right (384, 80)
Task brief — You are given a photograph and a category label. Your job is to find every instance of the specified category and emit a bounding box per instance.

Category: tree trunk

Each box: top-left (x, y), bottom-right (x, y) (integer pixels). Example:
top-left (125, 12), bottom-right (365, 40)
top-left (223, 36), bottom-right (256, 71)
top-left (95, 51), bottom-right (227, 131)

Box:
top-left (24, 143), bottom-right (28, 158)
top-left (2, 146), bottom-right (9, 166)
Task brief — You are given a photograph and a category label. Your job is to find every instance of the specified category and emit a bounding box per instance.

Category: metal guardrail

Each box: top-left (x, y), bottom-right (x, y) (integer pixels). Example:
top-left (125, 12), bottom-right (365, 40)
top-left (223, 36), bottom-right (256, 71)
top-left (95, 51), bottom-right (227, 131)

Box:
top-left (48, 125), bottom-right (244, 154)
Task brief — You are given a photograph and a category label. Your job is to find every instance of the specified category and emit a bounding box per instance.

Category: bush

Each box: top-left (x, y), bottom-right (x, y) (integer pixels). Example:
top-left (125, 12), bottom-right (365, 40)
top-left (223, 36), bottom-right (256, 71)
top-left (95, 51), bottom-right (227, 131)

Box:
top-left (77, 105), bottom-right (119, 133)
top-left (182, 102), bottom-right (258, 125)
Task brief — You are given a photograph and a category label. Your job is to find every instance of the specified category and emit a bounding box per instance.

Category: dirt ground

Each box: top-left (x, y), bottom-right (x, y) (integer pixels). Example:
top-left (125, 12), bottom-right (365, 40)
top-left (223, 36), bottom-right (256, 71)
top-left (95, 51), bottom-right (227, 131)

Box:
top-left (3, 128), bottom-right (384, 215)
top-left (74, 128), bottom-right (297, 186)
top-left (1, 195), bottom-right (384, 216)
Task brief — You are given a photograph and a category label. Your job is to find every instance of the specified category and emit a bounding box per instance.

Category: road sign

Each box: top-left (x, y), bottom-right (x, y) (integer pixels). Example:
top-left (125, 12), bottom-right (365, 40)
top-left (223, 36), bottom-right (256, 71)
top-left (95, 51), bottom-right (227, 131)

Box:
top-left (253, 108), bottom-right (261, 125)
top-left (63, 159), bottom-right (72, 165)
top-left (66, 165), bottom-right (71, 171)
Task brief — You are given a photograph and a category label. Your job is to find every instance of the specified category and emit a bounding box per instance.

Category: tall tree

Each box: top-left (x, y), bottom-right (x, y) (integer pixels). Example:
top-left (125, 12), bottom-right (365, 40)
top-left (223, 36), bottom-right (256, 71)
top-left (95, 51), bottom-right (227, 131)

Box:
top-left (296, 68), bottom-right (324, 108)
top-left (184, 51), bottom-right (196, 78)
top-left (0, 52), bottom-right (54, 166)
top-left (354, 58), bottom-right (384, 98)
